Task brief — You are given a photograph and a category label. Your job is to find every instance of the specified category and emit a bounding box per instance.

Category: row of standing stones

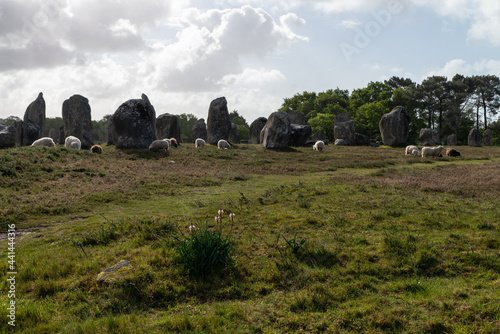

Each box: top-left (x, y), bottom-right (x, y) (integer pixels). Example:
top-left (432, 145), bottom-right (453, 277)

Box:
top-left (0, 95), bottom-right (494, 149)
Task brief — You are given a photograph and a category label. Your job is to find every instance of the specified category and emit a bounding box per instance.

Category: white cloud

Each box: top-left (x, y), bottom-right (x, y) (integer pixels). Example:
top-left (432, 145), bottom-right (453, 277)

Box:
top-left (422, 58), bottom-right (500, 79)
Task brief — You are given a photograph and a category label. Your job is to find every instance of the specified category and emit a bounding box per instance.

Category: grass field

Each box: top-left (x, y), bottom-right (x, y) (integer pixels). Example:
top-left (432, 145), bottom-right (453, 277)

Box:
top-left (1, 143), bottom-right (499, 333)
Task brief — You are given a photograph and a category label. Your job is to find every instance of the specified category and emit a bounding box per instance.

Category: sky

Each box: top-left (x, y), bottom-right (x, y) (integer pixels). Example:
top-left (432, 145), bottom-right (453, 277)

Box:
top-left (1, 0), bottom-right (500, 123)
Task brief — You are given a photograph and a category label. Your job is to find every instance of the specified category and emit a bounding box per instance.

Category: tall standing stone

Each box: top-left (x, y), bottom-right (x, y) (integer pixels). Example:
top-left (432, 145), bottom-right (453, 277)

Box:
top-left (286, 110), bottom-right (308, 125)
top-left (192, 118), bottom-right (207, 142)
top-left (249, 117), bottom-right (267, 144)
top-left (334, 113), bottom-right (356, 145)
top-left (483, 129), bottom-right (493, 146)
top-left (62, 95), bottom-right (93, 149)
top-left (109, 94), bottom-right (156, 148)
top-left (419, 128), bottom-right (439, 146)
top-left (447, 134), bottom-right (458, 146)
top-left (468, 128), bottom-right (482, 147)
top-left (156, 113), bottom-right (180, 142)
top-left (379, 106), bottom-right (409, 146)
top-left (261, 112), bottom-right (291, 149)
top-left (22, 92), bottom-right (46, 146)
top-left (207, 97), bottom-right (231, 145)
top-left (229, 123), bottom-right (240, 144)
top-left (0, 124), bottom-right (16, 148)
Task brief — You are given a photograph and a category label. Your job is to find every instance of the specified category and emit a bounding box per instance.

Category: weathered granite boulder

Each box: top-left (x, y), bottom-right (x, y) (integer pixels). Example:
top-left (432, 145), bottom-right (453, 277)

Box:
top-left (23, 92), bottom-right (46, 146)
top-left (419, 128), bottom-right (439, 146)
top-left (59, 126), bottom-right (65, 145)
top-left (62, 95), bottom-right (93, 149)
top-left (447, 134), bottom-right (458, 146)
top-left (379, 106), bottom-right (409, 146)
top-left (48, 128), bottom-right (58, 142)
top-left (286, 110), bottom-right (308, 125)
top-left (312, 130), bottom-right (327, 142)
top-left (483, 129), bottom-right (493, 146)
top-left (0, 124), bottom-right (16, 148)
top-left (192, 118), bottom-right (207, 142)
top-left (249, 117), bottom-right (267, 144)
top-left (229, 123), bottom-right (240, 144)
top-left (334, 113), bottom-right (356, 145)
top-left (261, 112), bottom-right (291, 149)
top-left (288, 124), bottom-right (312, 146)
top-left (96, 260), bottom-right (135, 284)
top-left (468, 129), bottom-right (482, 147)
top-left (109, 94), bottom-right (156, 148)
top-left (156, 113), bottom-right (180, 142)
top-left (354, 133), bottom-right (379, 146)
top-left (469, 129), bottom-right (482, 147)
top-left (207, 97), bottom-right (231, 145)
top-left (334, 139), bottom-right (351, 146)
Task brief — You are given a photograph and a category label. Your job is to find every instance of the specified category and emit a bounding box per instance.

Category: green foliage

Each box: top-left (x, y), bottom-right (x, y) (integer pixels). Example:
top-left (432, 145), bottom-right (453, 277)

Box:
top-left (308, 113), bottom-right (335, 140)
top-left (230, 110), bottom-right (250, 141)
top-left (177, 113), bottom-right (199, 143)
top-left (176, 222), bottom-right (235, 278)
top-left (281, 233), bottom-right (306, 254)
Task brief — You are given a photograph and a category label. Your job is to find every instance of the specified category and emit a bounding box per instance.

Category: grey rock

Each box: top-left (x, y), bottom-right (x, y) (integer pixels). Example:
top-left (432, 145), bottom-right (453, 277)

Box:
top-left (48, 128), bottom-right (58, 142)
top-left (62, 95), bottom-right (93, 149)
top-left (311, 130), bottom-right (327, 142)
top-left (334, 113), bottom-right (356, 144)
top-left (468, 129), bottom-right (482, 147)
top-left (334, 139), bottom-right (351, 146)
top-left (22, 92), bottom-right (45, 146)
top-left (207, 97), bottom-right (231, 145)
top-left (483, 129), bottom-right (493, 146)
top-left (447, 134), bottom-right (457, 146)
top-left (354, 133), bottom-right (372, 146)
top-left (379, 106), bottom-right (409, 146)
top-left (261, 112), bottom-right (291, 149)
top-left (192, 118), bottom-right (207, 142)
top-left (249, 117), bottom-right (267, 144)
top-left (419, 128), bottom-right (439, 146)
top-left (285, 110), bottom-right (308, 125)
top-left (96, 260), bottom-right (135, 284)
top-left (156, 113), bottom-right (180, 142)
top-left (288, 124), bottom-right (312, 146)
top-left (109, 94), bottom-right (156, 148)
top-left (0, 124), bottom-right (16, 148)
top-left (229, 123), bottom-right (240, 144)
top-left (59, 126), bottom-right (65, 145)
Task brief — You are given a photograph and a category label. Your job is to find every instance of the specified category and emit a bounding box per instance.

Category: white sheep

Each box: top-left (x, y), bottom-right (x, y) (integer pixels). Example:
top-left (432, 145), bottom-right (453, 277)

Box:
top-left (149, 139), bottom-right (170, 152)
top-left (65, 136), bottom-right (81, 150)
top-left (405, 145), bottom-right (420, 156)
top-left (313, 140), bottom-right (325, 151)
top-left (421, 145), bottom-right (445, 158)
top-left (195, 138), bottom-right (206, 148)
top-left (217, 139), bottom-right (231, 149)
top-left (31, 137), bottom-right (56, 147)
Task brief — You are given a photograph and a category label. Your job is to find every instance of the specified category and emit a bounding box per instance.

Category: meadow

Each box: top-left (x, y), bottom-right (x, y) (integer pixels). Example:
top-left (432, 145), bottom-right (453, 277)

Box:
top-left (0, 143), bottom-right (499, 333)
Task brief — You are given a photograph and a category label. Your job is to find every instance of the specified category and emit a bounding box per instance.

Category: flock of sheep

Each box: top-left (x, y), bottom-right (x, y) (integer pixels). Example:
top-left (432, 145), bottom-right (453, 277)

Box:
top-left (29, 136), bottom-right (461, 159)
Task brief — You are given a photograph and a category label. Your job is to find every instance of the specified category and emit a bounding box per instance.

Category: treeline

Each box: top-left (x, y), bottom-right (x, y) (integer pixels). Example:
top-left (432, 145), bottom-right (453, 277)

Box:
top-left (279, 74), bottom-right (500, 145)
top-left (40, 74), bottom-right (500, 145)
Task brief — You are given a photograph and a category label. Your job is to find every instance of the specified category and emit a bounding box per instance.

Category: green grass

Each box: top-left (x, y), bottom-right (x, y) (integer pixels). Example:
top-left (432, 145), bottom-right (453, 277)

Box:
top-left (1, 144), bottom-right (500, 333)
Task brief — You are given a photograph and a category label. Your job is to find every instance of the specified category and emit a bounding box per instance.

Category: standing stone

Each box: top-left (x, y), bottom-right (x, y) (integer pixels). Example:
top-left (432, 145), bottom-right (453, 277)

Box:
top-left (0, 124), bottom-right (16, 148)
top-left (192, 118), bottom-right (207, 142)
top-left (312, 130), bottom-right (326, 142)
top-left (59, 126), bottom-right (65, 145)
top-left (483, 129), bottom-right (493, 146)
top-left (48, 128), bottom-right (58, 142)
top-left (156, 113), bottom-right (180, 142)
top-left (468, 129), bottom-right (482, 147)
top-left (334, 113), bottom-right (356, 145)
top-left (285, 110), bottom-right (308, 125)
top-left (22, 92), bottom-right (46, 146)
top-left (261, 112), bottom-right (291, 149)
top-left (229, 123), bottom-right (240, 144)
top-left (109, 94), bottom-right (156, 148)
top-left (379, 106), bottom-right (409, 146)
top-left (419, 128), bottom-right (439, 146)
top-left (105, 119), bottom-right (113, 145)
top-left (249, 117), bottom-right (267, 144)
top-left (288, 124), bottom-right (312, 146)
top-left (447, 134), bottom-right (458, 146)
top-left (207, 97), bottom-right (231, 145)
top-left (62, 95), bottom-right (93, 149)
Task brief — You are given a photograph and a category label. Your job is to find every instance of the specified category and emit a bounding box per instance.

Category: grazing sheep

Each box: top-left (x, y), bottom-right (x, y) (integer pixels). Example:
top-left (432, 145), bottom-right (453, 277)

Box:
top-left (31, 137), bottom-right (56, 147)
top-left (90, 144), bottom-right (103, 154)
top-left (65, 136), bottom-right (81, 150)
top-left (446, 148), bottom-right (461, 157)
top-left (313, 140), bottom-right (325, 151)
top-left (195, 138), bottom-right (206, 148)
top-left (149, 139), bottom-right (170, 152)
top-left (405, 145), bottom-right (420, 156)
top-left (217, 139), bottom-right (231, 149)
top-left (170, 138), bottom-right (178, 148)
top-left (421, 145), bottom-right (445, 158)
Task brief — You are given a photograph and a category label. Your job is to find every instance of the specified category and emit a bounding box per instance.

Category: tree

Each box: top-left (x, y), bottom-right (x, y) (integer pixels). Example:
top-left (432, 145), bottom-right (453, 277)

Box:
top-left (468, 75), bottom-right (500, 129)
top-left (178, 114), bottom-right (198, 142)
top-left (308, 113), bottom-right (336, 140)
top-left (229, 111), bottom-right (250, 142)
top-left (279, 91), bottom-right (317, 119)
